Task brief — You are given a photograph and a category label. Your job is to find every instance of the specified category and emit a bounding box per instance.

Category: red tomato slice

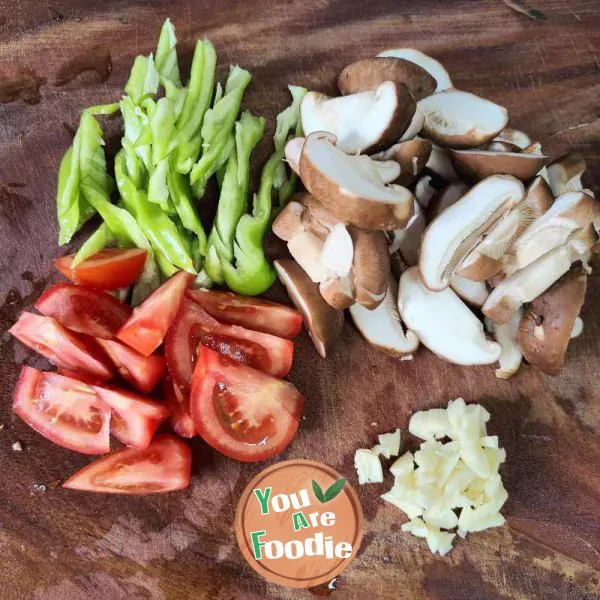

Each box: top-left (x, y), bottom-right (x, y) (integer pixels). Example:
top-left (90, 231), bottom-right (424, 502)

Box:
top-left (117, 271), bottom-right (194, 356)
top-left (63, 434), bottom-right (191, 494)
top-left (162, 374), bottom-right (196, 438)
top-left (12, 367), bottom-right (111, 454)
top-left (190, 346), bottom-right (304, 462)
top-left (35, 282), bottom-right (132, 340)
top-left (96, 339), bottom-right (165, 393)
top-left (54, 248), bottom-right (147, 290)
top-left (56, 369), bottom-right (105, 385)
top-left (92, 385), bottom-right (170, 449)
top-left (187, 289), bottom-right (303, 339)
top-left (10, 313), bottom-right (113, 381)
top-left (165, 298), bottom-right (293, 406)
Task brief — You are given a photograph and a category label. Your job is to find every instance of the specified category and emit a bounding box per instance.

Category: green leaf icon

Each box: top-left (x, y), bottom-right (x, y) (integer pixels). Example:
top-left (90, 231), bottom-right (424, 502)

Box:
top-left (312, 480), bottom-right (325, 503)
top-left (313, 478), bottom-right (346, 503)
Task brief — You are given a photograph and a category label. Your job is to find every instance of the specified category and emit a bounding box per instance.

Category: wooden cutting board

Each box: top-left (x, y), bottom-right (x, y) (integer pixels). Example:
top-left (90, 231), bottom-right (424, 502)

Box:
top-left (1, 1), bottom-right (599, 598)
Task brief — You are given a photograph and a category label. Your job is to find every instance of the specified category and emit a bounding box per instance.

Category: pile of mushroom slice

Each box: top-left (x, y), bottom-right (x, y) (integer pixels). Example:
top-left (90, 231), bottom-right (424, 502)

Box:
top-left (273, 48), bottom-right (599, 376)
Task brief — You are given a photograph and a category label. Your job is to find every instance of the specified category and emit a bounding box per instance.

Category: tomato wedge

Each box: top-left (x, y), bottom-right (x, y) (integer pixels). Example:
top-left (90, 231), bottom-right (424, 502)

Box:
top-left (10, 313), bottom-right (113, 381)
top-left (190, 346), bottom-right (304, 462)
top-left (165, 298), bottom-right (293, 407)
top-left (92, 385), bottom-right (169, 449)
top-left (63, 434), bottom-right (191, 494)
top-left (117, 271), bottom-right (194, 356)
top-left (12, 367), bottom-right (111, 454)
top-left (187, 289), bottom-right (303, 339)
top-left (162, 374), bottom-right (196, 438)
top-left (35, 282), bottom-right (132, 340)
top-left (54, 248), bottom-right (147, 290)
top-left (96, 339), bottom-right (165, 393)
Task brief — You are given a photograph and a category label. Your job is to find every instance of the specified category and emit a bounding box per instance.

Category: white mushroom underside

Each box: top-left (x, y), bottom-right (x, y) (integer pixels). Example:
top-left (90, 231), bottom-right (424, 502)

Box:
top-left (398, 268), bottom-right (501, 365)
top-left (378, 48), bottom-right (453, 92)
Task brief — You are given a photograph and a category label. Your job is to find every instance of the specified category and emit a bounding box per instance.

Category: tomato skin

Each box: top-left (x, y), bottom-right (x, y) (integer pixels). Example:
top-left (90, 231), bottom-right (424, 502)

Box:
top-left (96, 339), bottom-right (165, 393)
top-left (12, 367), bottom-right (111, 454)
top-left (92, 385), bottom-right (170, 449)
top-left (165, 298), bottom-right (294, 407)
top-left (63, 434), bottom-right (192, 494)
top-left (35, 283), bottom-right (132, 340)
top-left (54, 248), bottom-right (147, 290)
top-left (162, 374), bottom-right (196, 438)
top-left (190, 346), bottom-right (304, 462)
top-left (187, 289), bottom-right (303, 339)
top-left (117, 271), bottom-right (194, 356)
top-left (9, 313), bottom-right (113, 381)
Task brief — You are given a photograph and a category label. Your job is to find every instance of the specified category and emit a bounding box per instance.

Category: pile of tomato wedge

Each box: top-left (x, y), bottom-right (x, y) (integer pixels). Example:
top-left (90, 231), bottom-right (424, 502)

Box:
top-left (9, 248), bottom-right (305, 495)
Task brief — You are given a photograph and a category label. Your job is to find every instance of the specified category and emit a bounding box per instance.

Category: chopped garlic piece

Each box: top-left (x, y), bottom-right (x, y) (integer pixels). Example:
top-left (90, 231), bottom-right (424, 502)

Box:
top-left (390, 451), bottom-right (414, 477)
top-left (354, 448), bottom-right (383, 485)
top-left (12, 441), bottom-right (23, 452)
top-left (373, 428), bottom-right (401, 458)
top-left (423, 506), bottom-right (459, 530)
top-left (482, 435), bottom-right (499, 448)
top-left (409, 408), bottom-right (452, 440)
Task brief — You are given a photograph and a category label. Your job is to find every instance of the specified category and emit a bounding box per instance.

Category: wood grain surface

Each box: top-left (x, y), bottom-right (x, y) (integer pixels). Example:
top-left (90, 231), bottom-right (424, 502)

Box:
top-left (1, 1), bottom-right (600, 599)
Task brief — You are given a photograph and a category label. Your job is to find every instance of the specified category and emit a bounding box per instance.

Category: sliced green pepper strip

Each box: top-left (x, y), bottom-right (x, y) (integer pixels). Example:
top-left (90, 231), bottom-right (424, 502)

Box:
top-left (148, 158), bottom-right (173, 213)
top-left (72, 222), bottom-right (114, 267)
top-left (85, 102), bottom-right (121, 116)
top-left (57, 144), bottom-right (82, 246)
top-left (190, 66), bottom-right (251, 197)
top-left (115, 151), bottom-right (195, 274)
top-left (220, 152), bottom-right (280, 295)
top-left (155, 18), bottom-right (181, 87)
top-left (204, 112), bottom-right (264, 283)
top-left (124, 54), bottom-right (159, 106)
top-left (174, 40), bottom-right (217, 174)
top-left (131, 253), bottom-right (161, 306)
top-left (150, 97), bottom-right (176, 165)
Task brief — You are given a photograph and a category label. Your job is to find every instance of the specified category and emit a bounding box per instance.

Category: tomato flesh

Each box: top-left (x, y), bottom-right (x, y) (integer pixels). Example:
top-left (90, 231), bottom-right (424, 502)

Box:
top-left (12, 367), bottom-right (111, 454)
top-left (117, 271), bottom-right (194, 356)
top-left (63, 434), bottom-right (191, 494)
top-left (54, 248), bottom-right (147, 290)
top-left (190, 346), bottom-right (304, 462)
top-left (35, 282), bottom-right (132, 339)
top-left (162, 374), bottom-right (196, 438)
top-left (96, 338), bottom-right (165, 393)
top-left (165, 298), bottom-right (293, 407)
top-left (92, 385), bottom-right (170, 449)
top-left (187, 288), bottom-right (303, 339)
top-left (9, 313), bottom-right (113, 381)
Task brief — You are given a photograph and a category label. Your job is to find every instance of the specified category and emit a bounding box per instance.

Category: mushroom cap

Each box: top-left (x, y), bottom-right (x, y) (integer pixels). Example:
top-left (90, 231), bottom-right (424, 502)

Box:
top-left (418, 90), bottom-right (508, 149)
top-left (398, 267), bottom-right (501, 365)
top-left (338, 57), bottom-right (436, 100)
top-left (299, 132), bottom-right (415, 231)
top-left (449, 149), bottom-right (549, 182)
top-left (299, 193), bottom-right (344, 239)
top-left (523, 176), bottom-right (554, 219)
top-left (272, 200), bottom-right (304, 241)
top-left (493, 128), bottom-right (532, 150)
top-left (274, 259), bottom-right (344, 359)
top-left (373, 138), bottom-right (433, 186)
top-left (547, 153), bottom-right (586, 196)
top-left (519, 266), bottom-right (587, 375)
top-left (320, 276), bottom-right (355, 310)
top-left (350, 275), bottom-right (419, 357)
top-left (378, 48), bottom-right (453, 92)
top-left (300, 81), bottom-right (416, 154)
top-left (418, 174), bottom-right (525, 291)
top-left (456, 252), bottom-right (502, 282)
top-left (350, 227), bottom-right (390, 309)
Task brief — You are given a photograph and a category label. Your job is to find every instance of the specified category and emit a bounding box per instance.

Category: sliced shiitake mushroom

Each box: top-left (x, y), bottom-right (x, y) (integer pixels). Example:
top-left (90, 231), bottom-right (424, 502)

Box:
top-left (482, 228), bottom-right (596, 325)
top-left (350, 227), bottom-right (390, 309)
top-left (419, 175), bottom-right (525, 291)
top-left (388, 201), bottom-right (426, 267)
top-left (456, 252), bottom-right (502, 282)
top-left (287, 230), bottom-right (332, 283)
top-left (284, 137), bottom-right (305, 175)
top-left (338, 57), bottom-right (436, 100)
top-left (425, 145), bottom-right (459, 183)
top-left (378, 48), bottom-right (453, 92)
top-left (413, 174), bottom-right (437, 209)
top-left (272, 200), bottom-right (304, 241)
top-left (488, 308), bottom-right (523, 379)
top-left (493, 128), bottom-right (532, 150)
top-left (350, 275), bottom-right (419, 357)
top-left (523, 176), bottom-right (554, 218)
top-left (571, 317), bottom-right (583, 339)
top-left (449, 149), bottom-right (548, 182)
top-left (300, 193), bottom-right (344, 239)
top-left (398, 267), bottom-right (501, 365)
top-left (547, 152), bottom-right (586, 197)
top-left (419, 90), bottom-right (508, 149)
top-left (485, 140), bottom-right (522, 153)
top-left (373, 138), bottom-right (433, 186)
top-left (400, 106), bottom-right (426, 141)
top-left (519, 266), bottom-right (587, 375)
top-left (274, 259), bottom-right (344, 359)
top-left (320, 276), bottom-right (355, 310)
top-left (426, 181), bottom-right (469, 222)
top-left (449, 275), bottom-right (489, 308)
top-left (514, 190), bottom-right (599, 269)
top-left (300, 81), bottom-right (416, 154)
top-left (299, 132), bottom-right (415, 230)
top-left (320, 223), bottom-right (354, 277)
